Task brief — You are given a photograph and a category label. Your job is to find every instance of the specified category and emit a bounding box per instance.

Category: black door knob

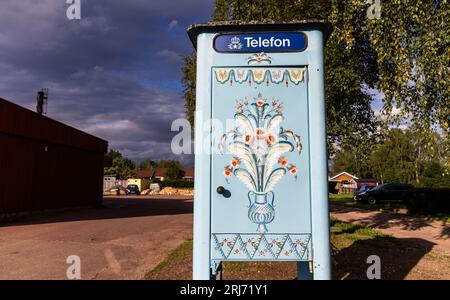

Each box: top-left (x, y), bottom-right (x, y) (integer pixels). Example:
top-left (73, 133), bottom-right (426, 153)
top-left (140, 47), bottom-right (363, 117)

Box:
top-left (216, 186), bottom-right (225, 195)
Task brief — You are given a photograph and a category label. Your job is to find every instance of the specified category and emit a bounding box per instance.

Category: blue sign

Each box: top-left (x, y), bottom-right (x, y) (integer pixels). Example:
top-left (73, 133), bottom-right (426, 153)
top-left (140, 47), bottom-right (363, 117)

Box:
top-left (214, 32), bottom-right (307, 53)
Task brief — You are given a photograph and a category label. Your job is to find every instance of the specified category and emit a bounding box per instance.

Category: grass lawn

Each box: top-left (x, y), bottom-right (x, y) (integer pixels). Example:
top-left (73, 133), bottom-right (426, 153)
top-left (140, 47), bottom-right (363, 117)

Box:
top-left (144, 219), bottom-right (450, 280)
top-left (329, 194), bottom-right (450, 222)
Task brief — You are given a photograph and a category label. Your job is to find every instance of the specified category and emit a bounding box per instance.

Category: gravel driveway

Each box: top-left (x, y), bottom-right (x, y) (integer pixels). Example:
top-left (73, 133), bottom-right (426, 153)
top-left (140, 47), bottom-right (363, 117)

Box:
top-left (0, 196), bottom-right (193, 279)
top-left (330, 204), bottom-right (450, 255)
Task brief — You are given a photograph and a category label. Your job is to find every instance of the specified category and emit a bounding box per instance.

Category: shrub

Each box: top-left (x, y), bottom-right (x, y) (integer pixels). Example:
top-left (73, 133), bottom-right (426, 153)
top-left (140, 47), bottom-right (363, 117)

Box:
top-left (404, 188), bottom-right (450, 214)
top-left (328, 181), bottom-right (338, 194)
top-left (157, 179), bottom-right (194, 189)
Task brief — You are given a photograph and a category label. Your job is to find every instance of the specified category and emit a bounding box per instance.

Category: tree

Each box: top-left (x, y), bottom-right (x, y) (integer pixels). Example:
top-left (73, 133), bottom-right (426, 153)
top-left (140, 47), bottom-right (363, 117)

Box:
top-left (181, 55), bottom-right (197, 132)
top-left (333, 136), bottom-right (376, 179)
top-left (156, 160), bottom-right (185, 180)
top-left (182, 0), bottom-right (449, 163)
top-left (342, 0), bottom-right (450, 170)
top-left (363, 0), bottom-right (449, 135)
top-left (182, 0), bottom-right (379, 155)
top-left (333, 126), bottom-right (450, 187)
top-left (104, 149), bottom-right (136, 179)
top-left (369, 128), bottom-right (450, 186)
top-left (138, 159), bottom-right (156, 171)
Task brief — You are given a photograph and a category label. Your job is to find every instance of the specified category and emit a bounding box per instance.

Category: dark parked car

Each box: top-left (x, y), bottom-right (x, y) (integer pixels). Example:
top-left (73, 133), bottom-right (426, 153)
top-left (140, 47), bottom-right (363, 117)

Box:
top-left (356, 183), bottom-right (414, 205)
top-left (353, 184), bottom-right (375, 200)
top-left (126, 184), bottom-right (140, 195)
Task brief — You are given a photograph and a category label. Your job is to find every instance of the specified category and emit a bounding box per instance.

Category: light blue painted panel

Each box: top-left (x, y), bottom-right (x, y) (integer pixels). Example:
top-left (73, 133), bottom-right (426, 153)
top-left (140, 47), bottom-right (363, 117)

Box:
top-left (210, 67), bottom-right (312, 261)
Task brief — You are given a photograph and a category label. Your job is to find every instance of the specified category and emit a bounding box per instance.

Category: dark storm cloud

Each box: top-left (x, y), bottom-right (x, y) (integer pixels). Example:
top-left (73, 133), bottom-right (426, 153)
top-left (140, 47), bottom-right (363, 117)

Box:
top-left (0, 0), bottom-right (213, 165)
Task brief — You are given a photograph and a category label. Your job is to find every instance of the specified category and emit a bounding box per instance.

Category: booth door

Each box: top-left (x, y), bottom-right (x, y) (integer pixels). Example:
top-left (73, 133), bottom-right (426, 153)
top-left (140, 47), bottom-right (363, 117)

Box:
top-left (210, 66), bottom-right (313, 261)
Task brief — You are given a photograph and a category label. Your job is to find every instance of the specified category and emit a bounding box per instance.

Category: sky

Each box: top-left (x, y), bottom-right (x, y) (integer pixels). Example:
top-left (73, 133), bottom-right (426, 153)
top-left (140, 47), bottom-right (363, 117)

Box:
top-left (0, 0), bottom-right (214, 166)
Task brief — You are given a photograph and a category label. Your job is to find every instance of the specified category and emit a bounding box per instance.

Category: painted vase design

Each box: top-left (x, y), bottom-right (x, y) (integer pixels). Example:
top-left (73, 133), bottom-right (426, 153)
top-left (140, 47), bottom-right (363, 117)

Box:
top-left (247, 191), bottom-right (275, 233)
top-left (218, 93), bottom-right (303, 233)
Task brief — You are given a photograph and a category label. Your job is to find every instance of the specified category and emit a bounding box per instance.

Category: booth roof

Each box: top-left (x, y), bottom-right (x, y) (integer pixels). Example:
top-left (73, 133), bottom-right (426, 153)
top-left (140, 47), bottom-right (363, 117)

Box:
top-left (187, 20), bottom-right (333, 49)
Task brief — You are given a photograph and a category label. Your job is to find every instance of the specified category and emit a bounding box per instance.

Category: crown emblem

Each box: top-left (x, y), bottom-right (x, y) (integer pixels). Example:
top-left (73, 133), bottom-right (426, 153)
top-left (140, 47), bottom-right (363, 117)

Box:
top-left (228, 36), bottom-right (243, 50)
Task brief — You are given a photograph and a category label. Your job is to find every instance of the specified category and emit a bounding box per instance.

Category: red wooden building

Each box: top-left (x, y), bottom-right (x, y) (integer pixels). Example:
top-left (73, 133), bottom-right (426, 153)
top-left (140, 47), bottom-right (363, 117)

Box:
top-left (0, 98), bottom-right (108, 216)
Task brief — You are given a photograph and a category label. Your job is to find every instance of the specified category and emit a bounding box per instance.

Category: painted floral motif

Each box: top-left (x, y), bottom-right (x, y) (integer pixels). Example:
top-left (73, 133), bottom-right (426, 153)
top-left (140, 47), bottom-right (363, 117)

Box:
top-left (218, 93), bottom-right (303, 232)
top-left (247, 52), bottom-right (272, 65)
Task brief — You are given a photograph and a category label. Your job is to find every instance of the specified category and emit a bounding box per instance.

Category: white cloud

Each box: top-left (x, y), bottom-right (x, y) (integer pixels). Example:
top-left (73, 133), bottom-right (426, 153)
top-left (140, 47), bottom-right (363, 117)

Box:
top-left (168, 19), bottom-right (178, 30)
top-left (156, 49), bottom-right (182, 62)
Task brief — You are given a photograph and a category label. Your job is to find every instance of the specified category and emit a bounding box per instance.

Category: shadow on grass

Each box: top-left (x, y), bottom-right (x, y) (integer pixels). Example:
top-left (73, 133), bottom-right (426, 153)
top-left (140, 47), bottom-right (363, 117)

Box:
top-left (330, 201), bottom-right (449, 239)
top-left (332, 236), bottom-right (435, 280)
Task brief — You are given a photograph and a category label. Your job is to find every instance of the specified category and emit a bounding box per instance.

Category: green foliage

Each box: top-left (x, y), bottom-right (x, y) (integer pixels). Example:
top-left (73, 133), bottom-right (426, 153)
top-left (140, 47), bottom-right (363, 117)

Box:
top-left (364, 0), bottom-right (450, 134)
top-left (156, 160), bottom-right (185, 180)
top-left (181, 54), bottom-right (197, 132)
top-left (183, 0), bottom-right (450, 182)
top-left (159, 179), bottom-right (194, 189)
top-left (334, 128), bottom-right (450, 187)
top-left (345, 0), bottom-right (450, 170)
top-left (103, 149), bottom-right (136, 179)
top-left (333, 134), bottom-right (377, 179)
top-left (329, 180), bottom-right (338, 194)
top-left (138, 159), bottom-right (156, 171)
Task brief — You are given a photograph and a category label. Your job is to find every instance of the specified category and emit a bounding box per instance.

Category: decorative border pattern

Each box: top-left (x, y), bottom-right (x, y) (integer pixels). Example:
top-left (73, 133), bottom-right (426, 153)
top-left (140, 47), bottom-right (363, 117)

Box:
top-left (211, 233), bottom-right (311, 261)
top-left (214, 68), bottom-right (306, 86)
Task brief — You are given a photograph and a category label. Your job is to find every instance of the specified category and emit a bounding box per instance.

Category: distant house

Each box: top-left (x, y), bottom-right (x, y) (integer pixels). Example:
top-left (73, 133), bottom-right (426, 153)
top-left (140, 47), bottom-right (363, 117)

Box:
top-left (103, 175), bottom-right (117, 191)
top-left (135, 170), bottom-right (153, 179)
top-left (355, 179), bottom-right (379, 188)
top-left (127, 178), bottom-right (150, 192)
top-left (103, 175), bottom-right (128, 191)
top-left (329, 172), bottom-right (359, 194)
top-left (153, 168), bottom-right (168, 181)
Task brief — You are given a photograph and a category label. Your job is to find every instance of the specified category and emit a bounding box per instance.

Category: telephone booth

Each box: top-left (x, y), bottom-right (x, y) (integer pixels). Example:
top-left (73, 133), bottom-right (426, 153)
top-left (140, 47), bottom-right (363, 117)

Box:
top-left (187, 21), bottom-right (332, 280)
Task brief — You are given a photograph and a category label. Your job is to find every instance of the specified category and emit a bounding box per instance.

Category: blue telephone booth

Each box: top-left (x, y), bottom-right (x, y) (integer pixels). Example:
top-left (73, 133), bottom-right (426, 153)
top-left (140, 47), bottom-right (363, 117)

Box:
top-left (187, 21), bottom-right (332, 280)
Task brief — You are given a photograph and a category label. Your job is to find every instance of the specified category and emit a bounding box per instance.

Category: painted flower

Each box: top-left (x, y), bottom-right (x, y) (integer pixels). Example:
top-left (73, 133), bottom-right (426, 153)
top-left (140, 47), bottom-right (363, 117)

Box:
top-left (284, 130), bottom-right (294, 137)
top-left (278, 156), bottom-right (288, 167)
top-left (288, 165), bottom-right (298, 176)
top-left (256, 128), bottom-right (266, 140)
top-left (231, 157), bottom-right (240, 167)
top-left (243, 100), bottom-right (249, 105)
top-left (224, 168), bottom-right (233, 177)
top-left (243, 133), bottom-right (255, 144)
top-left (272, 100), bottom-right (278, 106)
top-left (256, 99), bottom-right (265, 107)
top-left (266, 134), bottom-right (277, 146)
